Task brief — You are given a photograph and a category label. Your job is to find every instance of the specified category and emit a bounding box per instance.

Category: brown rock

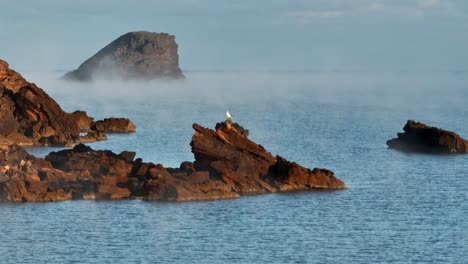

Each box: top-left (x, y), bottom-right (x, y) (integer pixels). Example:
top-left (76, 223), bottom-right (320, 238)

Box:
top-left (70, 111), bottom-right (94, 132)
top-left (79, 131), bottom-right (108, 143)
top-left (119, 151), bottom-right (136, 163)
top-left (191, 121), bottom-right (345, 194)
top-left (98, 176), bottom-right (131, 199)
top-left (1, 176), bottom-right (27, 202)
top-left (45, 144), bottom-right (134, 178)
top-left (90, 118), bottom-right (136, 133)
top-left (0, 59), bottom-right (80, 146)
top-left (62, 31), bottom-right (184, 81)
top-left (0, 145), bottom-right (76, 202)
top-left (387, 120), bottom-right (468, 154)
top-left (265, 156), bottom-right (345, 191)
top-left (0, 59), bottom-right (28, 93)
top-left (0, 120), bottom-right (345, 203)
top-left (141, 168), bottom-right (238, 202)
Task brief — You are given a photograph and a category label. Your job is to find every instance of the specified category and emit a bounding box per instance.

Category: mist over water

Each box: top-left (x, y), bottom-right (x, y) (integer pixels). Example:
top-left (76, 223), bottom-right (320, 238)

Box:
top-left (2, 0), bottom-right (468, 262)
top-left (11, 70), bottom-right (467, 263)
top-left (24, 69), bottom-right (468, 164)
top-left (1, 69), bottom-right (463, 262)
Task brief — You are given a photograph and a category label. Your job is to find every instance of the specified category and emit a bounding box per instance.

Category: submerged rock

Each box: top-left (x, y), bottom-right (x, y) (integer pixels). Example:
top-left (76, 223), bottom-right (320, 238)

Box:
top-left (62, 31), bottom-right (184, 81)
top-left (0, 121), bottom-right (345, 202)
top-left (387, 120), bottom-right (468, 154)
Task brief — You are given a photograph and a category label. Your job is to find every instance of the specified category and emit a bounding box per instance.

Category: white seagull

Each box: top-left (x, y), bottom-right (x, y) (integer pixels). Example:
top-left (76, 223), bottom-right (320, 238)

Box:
top-left (226, 110), bottom-right (233, 121)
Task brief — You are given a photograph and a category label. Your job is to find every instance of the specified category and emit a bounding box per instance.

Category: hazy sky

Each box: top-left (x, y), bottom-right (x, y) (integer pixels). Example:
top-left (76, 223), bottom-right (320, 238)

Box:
top-left (1, 0), bottom-right (467, 71)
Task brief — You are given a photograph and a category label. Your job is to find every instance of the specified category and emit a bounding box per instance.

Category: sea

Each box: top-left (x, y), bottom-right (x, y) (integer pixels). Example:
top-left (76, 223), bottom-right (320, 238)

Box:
top-left (1, 70), bottom-right (467, 263)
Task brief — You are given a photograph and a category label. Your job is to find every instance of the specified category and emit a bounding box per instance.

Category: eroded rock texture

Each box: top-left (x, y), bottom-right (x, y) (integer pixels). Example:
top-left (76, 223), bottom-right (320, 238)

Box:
top-left (0, 59), bottom-right (136, 146)
top-left (191, 121), bottom-right (345, 194)
top-left (0, 59), bottom-right (80, 146)
top-left (0, 121), bottom-right (345, 202)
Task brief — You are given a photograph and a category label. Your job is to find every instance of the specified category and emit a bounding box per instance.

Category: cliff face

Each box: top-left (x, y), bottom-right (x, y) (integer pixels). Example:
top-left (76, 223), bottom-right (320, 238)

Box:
top-left (387, 120), bottom-right (468, 154)
top-left (0, 59), bottom-right (80, 146)
top-left (62, 31), bottom-right (184, 81)
top-left (0, 121), bottom-right (345, 202)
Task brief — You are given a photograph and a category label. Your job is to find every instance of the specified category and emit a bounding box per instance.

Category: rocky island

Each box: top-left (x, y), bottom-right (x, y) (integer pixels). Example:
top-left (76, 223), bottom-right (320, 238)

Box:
top-left (62, 31), bottom-right (184, 81)
top-left (0, 121), bottom-right (345, 202)
top-left (387, 120), bottom-right (468, 154)
top-left (0, 59), bottom-right (136, 147)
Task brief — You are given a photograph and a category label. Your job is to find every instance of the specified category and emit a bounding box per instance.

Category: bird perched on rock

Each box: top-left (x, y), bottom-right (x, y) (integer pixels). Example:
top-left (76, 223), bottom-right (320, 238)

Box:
top-left (226, 110), bottom-right (232, 122)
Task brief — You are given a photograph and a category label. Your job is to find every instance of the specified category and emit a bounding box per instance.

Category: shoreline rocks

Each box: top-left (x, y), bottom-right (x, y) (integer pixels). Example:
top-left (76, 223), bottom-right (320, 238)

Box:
top-left (0, 121), bottom-right (345, 202)
top-left (0, 59), bottom-right (136, 147)
top-left (71, 111), bottom-right (94, 132)
top-left (387, 120), bottom-right (468, 154)
top-left (62, 31), bottom-right (184, 81)
top-left (1, 59), bottom-right (80, 146)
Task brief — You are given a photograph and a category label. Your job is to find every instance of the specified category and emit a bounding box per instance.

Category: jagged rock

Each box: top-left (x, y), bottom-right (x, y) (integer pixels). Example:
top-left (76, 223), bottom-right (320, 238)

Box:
top-left (0, 121), bottom-right (345, 202)
top-left (387, 120), bottom-right (468, 154)
top-left (191, 122), bottom-right (277, 194)
top-left (45, 144), bottom-right (135, 200)
top-left (0, 144), bottom-right (77, 202)
top-left (0, 59), bottom-right (80, 146)
top-left (216, 121), bottom-right (249, 137)
top-left (0, 60), bottom-right (28, 93)
top-left (0, 59), bottom-right (136, 146)
top-left (191, 121), bottom-right (345, 194)
top-left (90, 118), bottom-right (136, 133)
top-left (265, 156), bottom-right (344, 191)
top-left (71, 111), bottom-right (94, 132)
top-left (62, 31), bottom-right (184, 81)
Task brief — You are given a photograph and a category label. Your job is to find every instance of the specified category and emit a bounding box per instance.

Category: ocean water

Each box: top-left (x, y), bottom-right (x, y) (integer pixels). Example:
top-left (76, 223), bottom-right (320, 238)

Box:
top-left (2, 71), bottom-right (468, 263)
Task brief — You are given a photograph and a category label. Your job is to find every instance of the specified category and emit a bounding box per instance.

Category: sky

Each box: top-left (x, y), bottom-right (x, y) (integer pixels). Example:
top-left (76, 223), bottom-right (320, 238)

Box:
top-left (1, 0), bottom-right (468, 72)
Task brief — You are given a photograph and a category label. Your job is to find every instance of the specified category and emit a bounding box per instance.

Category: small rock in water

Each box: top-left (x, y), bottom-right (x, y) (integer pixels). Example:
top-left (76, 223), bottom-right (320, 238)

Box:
top-left (387, 120), bottom-right (468, 154)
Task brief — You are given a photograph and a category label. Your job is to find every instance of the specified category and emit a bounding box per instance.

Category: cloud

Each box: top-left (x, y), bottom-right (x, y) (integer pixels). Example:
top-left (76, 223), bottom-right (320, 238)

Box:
top-left (282, 0), bottom-right (454, 24)
top-left (288, 10), bottom-right (344, 19)
top-left (417, 0), bottom-right (441, 8)
top-left (368, 2), bottom-right (385, 12)
top-left (367, 0), bottom-right (447, 18)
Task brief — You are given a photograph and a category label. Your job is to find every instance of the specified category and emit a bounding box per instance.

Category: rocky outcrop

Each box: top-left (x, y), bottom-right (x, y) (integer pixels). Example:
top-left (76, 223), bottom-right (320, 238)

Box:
top-left (191, 121), bottom-right (344, 194)
top-left (0, 121), bottom-right (345, 202)
top-left (0, 59), bottom-right (80, 146)
top-left (71, 111), bottom-right (94, 132)
top-left (0, 59), bottom-right (136, 146)
top-left (62, 31), bottom-right (184, 81)
top-left (90, 118), bottom-right (136, 133)
top-left (387, 120), bottom-right (468, 154)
